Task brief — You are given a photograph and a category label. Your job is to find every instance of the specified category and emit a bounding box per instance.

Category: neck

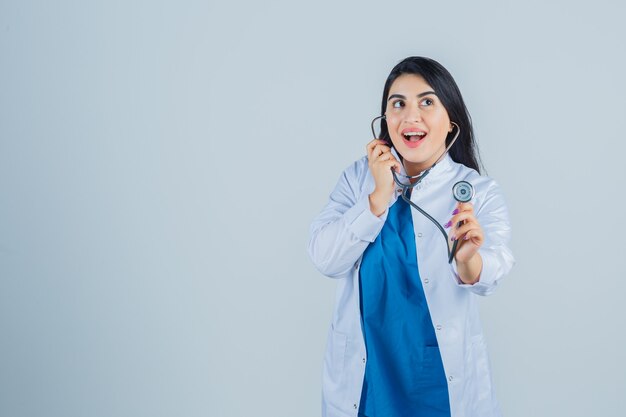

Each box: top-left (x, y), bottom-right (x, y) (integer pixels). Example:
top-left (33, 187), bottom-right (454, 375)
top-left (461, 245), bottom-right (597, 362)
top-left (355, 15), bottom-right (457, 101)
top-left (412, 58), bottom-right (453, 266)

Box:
top-left (402, 154), bottom-right (441, 177)
top-left (401, 145), bottom-right (450, 177)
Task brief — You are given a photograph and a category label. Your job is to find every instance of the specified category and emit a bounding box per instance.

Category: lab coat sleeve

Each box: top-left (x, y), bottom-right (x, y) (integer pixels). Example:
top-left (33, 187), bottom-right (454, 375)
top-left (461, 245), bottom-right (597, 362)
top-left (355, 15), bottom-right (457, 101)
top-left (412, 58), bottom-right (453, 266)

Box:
top-left (308, 160), bottom-right (388, 278)
top-left (451, 180), bottom-right (515, 296)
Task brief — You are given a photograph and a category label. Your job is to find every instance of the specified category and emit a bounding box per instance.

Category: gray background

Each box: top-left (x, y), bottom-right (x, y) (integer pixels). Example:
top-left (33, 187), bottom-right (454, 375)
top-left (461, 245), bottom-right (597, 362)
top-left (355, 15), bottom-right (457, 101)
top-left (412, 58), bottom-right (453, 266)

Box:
top-left (1, 0), bottom-right (625, 416)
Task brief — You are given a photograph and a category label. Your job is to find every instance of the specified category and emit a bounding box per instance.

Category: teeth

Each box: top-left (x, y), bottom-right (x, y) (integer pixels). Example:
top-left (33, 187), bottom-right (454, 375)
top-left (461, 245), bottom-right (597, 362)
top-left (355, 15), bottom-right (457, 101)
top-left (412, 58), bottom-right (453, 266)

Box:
top-left (404, 131), bottom-right (426, 137)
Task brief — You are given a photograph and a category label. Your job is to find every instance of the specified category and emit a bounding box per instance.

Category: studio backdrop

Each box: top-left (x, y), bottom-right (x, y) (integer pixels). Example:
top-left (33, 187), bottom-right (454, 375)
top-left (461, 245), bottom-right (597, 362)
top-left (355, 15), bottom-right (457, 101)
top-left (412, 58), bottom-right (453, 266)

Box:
top-left (1, 1), bottom-right (625, 416)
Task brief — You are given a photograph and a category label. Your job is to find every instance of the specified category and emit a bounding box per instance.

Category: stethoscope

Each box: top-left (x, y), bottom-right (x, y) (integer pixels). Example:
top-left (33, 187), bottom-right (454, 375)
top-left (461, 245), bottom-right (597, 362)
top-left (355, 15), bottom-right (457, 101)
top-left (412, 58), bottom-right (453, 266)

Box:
top-left (370, 115), bottom-right (474, 263)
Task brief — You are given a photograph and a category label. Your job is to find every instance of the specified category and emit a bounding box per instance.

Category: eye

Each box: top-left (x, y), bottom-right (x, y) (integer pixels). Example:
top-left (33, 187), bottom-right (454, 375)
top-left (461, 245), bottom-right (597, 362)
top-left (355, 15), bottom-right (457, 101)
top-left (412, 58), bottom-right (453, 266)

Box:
top-left (420, 97), bottom-right (434, 106)
top-left (392, 100), bottom-right (404, 109)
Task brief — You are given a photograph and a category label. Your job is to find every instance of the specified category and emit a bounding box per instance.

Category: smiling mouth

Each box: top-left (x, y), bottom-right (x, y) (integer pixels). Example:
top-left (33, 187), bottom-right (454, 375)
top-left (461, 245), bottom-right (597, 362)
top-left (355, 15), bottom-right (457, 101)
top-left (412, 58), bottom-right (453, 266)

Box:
top-left (403, 132), bottom-right (427, 142)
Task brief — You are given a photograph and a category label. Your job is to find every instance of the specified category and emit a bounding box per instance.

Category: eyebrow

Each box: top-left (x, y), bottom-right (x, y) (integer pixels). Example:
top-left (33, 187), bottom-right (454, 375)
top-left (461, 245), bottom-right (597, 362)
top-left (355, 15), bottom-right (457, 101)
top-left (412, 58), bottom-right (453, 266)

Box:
top-left (387, 91), bottom-right (437, 101)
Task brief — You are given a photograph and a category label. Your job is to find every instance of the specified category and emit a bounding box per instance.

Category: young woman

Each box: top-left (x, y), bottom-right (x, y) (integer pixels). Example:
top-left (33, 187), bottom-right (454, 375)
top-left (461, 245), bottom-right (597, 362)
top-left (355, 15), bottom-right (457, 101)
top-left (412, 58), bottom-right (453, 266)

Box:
top-left (308, 57), bottom-right (515, 417)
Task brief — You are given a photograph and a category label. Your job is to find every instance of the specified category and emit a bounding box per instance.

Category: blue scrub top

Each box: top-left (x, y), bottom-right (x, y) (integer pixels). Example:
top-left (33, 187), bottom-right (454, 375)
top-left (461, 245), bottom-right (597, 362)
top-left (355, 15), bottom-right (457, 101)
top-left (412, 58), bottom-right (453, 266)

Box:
top-left (358, 191), bottom-right (451, 417)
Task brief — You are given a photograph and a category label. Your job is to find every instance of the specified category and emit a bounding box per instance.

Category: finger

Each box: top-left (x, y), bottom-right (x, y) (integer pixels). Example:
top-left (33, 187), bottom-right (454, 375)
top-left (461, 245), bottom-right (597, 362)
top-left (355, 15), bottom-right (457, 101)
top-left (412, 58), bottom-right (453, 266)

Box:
top-left (388, 158), bottom-right (402, 173)
top-left (375, 150), bottom-right (396, 162)
top-left (370, 148), bottom-right (391, 164)
top-left (367, 138), bottom-right (386, 148)
top-left (377, 158), bottom-right (401, 173)
top-left (453, 222), bottom-right (478, 238)
top-left (444, 211), bottom-right (478, 229)
top-left (374, 150), bottom-right (400, 165)
top-left (456, 202), bottom-right (474, 213)
top-left (367, 143), bottom-right (387, 160)
top-left (452, 224), bottom-right (483, 243)
top-left (372, 144), bottom-right (391, 157)
top-left (462, 229), bottom-right (476, 242)
top-left (462, 229), bottom-right (483, 244)
top-left (366, 139), bottom-right (388, 156)
top-left (452, 201), bottom-right (474, 215)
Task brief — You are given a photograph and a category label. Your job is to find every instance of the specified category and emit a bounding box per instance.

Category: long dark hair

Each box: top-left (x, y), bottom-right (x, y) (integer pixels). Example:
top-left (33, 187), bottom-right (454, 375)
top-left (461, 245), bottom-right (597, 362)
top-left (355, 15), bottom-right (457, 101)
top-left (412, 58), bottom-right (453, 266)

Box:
top-left (378, 56), bottom-right (483, 173)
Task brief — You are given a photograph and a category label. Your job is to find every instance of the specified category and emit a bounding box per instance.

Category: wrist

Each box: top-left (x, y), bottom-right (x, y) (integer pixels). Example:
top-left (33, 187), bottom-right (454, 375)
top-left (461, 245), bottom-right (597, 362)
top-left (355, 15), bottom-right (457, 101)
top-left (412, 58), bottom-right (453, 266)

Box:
top-left (456, 252), bottom-right (483, 284)
top-left (368, 191), bottom-right (388, 217)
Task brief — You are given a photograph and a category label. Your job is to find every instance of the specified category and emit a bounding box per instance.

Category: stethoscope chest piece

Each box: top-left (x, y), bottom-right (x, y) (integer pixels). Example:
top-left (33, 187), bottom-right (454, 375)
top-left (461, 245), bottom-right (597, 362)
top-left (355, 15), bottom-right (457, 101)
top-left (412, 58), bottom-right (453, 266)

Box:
top-left (452, 181), bottom-right (474, 203)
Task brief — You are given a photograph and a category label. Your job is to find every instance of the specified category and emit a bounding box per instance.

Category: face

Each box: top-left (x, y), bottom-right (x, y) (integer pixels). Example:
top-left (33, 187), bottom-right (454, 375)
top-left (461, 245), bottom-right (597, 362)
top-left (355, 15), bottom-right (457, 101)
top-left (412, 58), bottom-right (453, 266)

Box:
top-left (385, 74), bottom-right (453, 176)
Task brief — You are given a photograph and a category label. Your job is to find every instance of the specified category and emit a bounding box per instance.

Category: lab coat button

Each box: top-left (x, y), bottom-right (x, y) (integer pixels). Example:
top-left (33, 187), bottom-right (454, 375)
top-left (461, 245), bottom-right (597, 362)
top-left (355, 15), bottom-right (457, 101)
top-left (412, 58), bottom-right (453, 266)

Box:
top-left (353, 403), bottom-right (357, 409)
top-left (448, 375), bottom-right (454, 382)
top-left (417, 232), bottom-right (423, 238)
top-left (362, 357), bottom-right (366, 363)
top-left (424, 278), bottom-right (429, 284)
top-left (436, 324), bottom-right (442, 330)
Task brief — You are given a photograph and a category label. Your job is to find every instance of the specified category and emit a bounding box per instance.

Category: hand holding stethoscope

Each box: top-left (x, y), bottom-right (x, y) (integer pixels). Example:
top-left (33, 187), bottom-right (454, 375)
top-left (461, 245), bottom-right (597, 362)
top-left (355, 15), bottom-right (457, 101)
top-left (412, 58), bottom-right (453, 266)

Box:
top-left (366, 138), bottom-right (402, 217)
top-left (446, 200), bottom-right (485, 264)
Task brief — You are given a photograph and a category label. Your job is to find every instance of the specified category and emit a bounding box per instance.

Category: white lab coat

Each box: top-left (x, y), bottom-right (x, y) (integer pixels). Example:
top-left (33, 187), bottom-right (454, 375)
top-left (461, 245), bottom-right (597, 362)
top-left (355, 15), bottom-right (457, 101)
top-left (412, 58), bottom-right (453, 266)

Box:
top-left (308, 149), bottom-right (515, 417)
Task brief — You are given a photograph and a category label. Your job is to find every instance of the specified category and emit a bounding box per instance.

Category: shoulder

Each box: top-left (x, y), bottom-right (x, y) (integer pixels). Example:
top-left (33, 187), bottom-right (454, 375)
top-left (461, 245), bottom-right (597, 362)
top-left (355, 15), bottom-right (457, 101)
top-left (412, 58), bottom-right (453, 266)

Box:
top-left (448, 159), bottom-right (502, 192)
top-left (335, 155), bottom-right (371, 191)
top-left (342, 155), bottom-right (369, 178)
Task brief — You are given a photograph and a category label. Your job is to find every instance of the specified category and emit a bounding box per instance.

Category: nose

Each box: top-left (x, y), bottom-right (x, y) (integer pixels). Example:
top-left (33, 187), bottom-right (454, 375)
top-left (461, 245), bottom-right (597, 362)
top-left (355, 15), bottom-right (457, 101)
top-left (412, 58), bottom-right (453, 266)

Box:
top-left (406, 103), bottom-right (422, 123)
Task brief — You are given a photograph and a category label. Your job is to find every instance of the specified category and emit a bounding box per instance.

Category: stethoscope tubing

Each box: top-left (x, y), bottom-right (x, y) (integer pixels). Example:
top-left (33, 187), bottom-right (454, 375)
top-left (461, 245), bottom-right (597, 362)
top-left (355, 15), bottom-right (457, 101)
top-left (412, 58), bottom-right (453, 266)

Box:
top-left (370, 115), bottom-right (462, 263)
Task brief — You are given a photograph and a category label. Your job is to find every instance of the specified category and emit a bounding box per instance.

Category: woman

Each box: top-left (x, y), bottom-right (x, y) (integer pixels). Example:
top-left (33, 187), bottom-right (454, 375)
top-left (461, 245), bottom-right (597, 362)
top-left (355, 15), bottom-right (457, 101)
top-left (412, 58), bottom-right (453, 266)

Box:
top-left (308, 56), bottom-right (515, 417)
